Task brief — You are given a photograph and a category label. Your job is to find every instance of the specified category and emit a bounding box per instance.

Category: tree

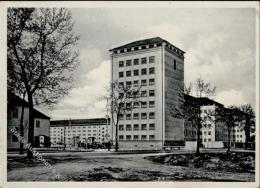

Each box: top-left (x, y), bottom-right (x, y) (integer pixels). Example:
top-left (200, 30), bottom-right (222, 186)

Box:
top-left (105, 81), bottom-right (141, 152)
top-left (213, 106), bottom-right (242, 153)
top-left (170, 78), bottom-right (216, 154)
top-left (238, 104), bottom-right (255, 150)
top-left (7, 8), bottom-right (79, 158)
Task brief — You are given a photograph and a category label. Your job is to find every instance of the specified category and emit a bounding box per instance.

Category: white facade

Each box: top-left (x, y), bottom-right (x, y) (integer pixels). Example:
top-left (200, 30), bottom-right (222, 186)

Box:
top-left (110, 37), bottom-right (185, 150)
top-left (50, 119), bottom-right (110, 146)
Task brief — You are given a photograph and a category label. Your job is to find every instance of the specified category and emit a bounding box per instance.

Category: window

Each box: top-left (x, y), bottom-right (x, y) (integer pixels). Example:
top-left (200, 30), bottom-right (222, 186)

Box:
top-left (126, 124), bottom-right (131, 131)
top-left (149, 67), bottom-right (155, 74)
top-left (141, 68), bottom-right (147, 75)
top-left (208, 138), bottom-right (211, 142)
top-left (126, 70), bottom-right (131, 77)
top-left (141, 79), bottom-right (147, 86)
top-left (134, 124), bottom-right (139, 131)
top-left (133, 69), bottom-right (139, 76)
top-left (149, 135), bottom-right (155, 140)
top-left (119, 135), bottom-right (124, 140)
top-left (204, 131), bottom-right (207, 135)
top-left (119, 125), bottom-right (124, 131)
top-left (126, 60), bottom-right (132, 66)
top-left (126, 114), bottom-right (131, 120)
top-left (133, 102), bottom-right (139, 109)
top-left (36, 120), bottom-right (40, 128)
top-left (149, 56), bottom-right (155, 63)
top-left (174, 60), bottom-right (176, 70)
top-left (208, 131), bottom-right (211, 135)
top-left (141, 101), bottom-right (147, 108)
top-left (141, 135), bottom-right (147, 140)
top-left (126, 135), bottom-right (131, 140)
top-left (149, 123), bottom-right (155, 130)
top-left (141, 124), bottom-right (147, 130)
top-left (119, 61), bottom-right (124, 67)
top-left (133, 135), bottom-right (139, 140)
top-left (126, 102), bottom-right (132, 110)
top-left (149, 78), bottom-right (155, 86)
top-left (133, 58), bottom-right (139, 65)
top-left (133, 113), bottom-right (139, 120)
top-left (141, 57), bottom-right (147, 64)
top-left (149, 90), bottom-right (155, 97)
top-left (119, 114), bottom-right (124, 120)
top-left (149, 101), bottom-right (155, 108)
top-left (133, 80), bottom-right (139, 87)
top-left (204, 139), bottom-right (207, 142)
top-left (141, 90), bottom-right (147, 97)
top-left (149, 112), bottom-right (155, 119)
top-left (12, 127), bottom-right (18, 142)
top-left (141, 113), bottom-right (147, 119)
top-left (119, 72), bottom-right (124, 78)
top-left (126, 81), bottom-right (131, 89)
top-left (119, 82), bottom-right (124, 88)
top-left (13, 108), bottom-right (18, 118)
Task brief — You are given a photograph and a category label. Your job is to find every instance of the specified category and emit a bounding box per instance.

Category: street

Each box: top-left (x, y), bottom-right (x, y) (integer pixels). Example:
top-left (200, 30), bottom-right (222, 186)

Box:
top-left (7, 149), bottom-right (255, 181)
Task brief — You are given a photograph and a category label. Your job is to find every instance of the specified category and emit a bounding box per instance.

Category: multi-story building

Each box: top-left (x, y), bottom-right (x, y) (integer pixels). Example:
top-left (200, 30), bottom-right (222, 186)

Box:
top-left (7, 92), bottom-right (50, 150)
top-left (234, 122), bottom-right (246, 143)
top-left (109, 37), bottom-right (185, 150)
top-left (50, 118), bottom-right (110, 146)
top-left (184, 95), bottom-right (234, 149)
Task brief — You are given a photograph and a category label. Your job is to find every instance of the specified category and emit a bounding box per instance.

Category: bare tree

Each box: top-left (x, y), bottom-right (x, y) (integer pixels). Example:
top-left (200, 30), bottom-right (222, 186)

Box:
top-left (170, 78), bottom-right (216, 154)
top-left (238, 104), bottom-right (255, 150)
top-left (7, 8), bottom-right (79, 158)
top-left (213, 106), bottom-right (242, 153)
top-left (105, 81), bottom-right (141, 152)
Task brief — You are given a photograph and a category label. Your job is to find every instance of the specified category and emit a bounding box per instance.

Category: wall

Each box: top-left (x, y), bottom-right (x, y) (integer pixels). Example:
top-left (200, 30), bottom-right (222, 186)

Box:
top-left (111, 47), bottom-right (164, 149)
top-left (164, 47), bottom-right (184, 143)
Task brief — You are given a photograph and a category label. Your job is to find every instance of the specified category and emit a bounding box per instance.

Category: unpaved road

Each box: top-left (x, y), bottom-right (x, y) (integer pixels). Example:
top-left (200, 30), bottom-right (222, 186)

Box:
top-left (7, 152), bottom-right (254, 181)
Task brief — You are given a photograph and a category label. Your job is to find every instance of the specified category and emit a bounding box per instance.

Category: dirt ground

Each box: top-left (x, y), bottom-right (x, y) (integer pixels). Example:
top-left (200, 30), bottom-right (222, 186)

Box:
top-left (7, 152), bottom-right (255, 182)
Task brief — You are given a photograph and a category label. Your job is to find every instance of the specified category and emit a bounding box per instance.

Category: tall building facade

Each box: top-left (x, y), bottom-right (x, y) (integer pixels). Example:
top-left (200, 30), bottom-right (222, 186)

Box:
top-left (109, 37), bottom-right (185, 150)
top-left (50, 118), bottom-right (110, 146)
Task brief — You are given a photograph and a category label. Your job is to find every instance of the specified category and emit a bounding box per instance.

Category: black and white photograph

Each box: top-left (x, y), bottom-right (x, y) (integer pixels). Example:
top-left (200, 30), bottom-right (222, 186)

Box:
top-left (0, 1), bottom-right (259, 187)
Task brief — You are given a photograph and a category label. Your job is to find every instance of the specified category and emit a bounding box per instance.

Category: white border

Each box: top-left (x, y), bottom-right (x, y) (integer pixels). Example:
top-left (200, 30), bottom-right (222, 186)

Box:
top-left (0, 1), bottom-right (259, 188)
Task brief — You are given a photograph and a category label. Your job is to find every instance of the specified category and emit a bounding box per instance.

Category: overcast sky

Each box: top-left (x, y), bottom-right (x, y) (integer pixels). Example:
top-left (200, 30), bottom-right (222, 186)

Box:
top-left (46, 8), bottom-right (256, 120)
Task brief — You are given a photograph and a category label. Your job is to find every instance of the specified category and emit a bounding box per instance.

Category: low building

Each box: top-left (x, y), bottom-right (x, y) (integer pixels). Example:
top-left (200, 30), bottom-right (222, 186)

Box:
top-left (7, 93), bottom-right (51, 150)
top-left (50, 118), bottom-right (111, 146)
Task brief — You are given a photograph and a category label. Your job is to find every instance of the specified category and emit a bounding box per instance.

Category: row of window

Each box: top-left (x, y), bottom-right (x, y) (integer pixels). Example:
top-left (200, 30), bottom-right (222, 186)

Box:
top-left (120, 78), bottom-right (155, 88)
top-left (119, 112), bottom-right (155, 120)
top-left (51, 126), bottom-right (106, 129)
top-left (119, 134), bottom-right (155, 140)
top-left (119, 123), bottom-right (155, 131)
top-left (52, 133), bottom-right (103, 137)
top-left (124, 101), bottom-right (155, 109)
top-left (119, 67), bottom-right (155, 78)
top-left (119, 56), bottom-right (155, 67)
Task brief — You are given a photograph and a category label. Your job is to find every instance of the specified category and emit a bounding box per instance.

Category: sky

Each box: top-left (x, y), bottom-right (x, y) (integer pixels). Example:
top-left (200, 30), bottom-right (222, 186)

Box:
top-left (45, 8), bottom-right (256, 120)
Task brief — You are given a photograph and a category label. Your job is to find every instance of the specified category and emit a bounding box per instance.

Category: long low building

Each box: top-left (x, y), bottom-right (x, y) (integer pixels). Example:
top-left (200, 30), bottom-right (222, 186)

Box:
top-left (50, 118), bottom-right (111, 146)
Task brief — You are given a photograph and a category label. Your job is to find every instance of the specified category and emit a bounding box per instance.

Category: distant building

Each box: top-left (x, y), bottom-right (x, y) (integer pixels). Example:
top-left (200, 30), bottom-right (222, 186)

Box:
top-left (7, 93), bottom-right (50, 150)
top-left (183, 95), bottom-right (246, 149)
top-left (109, 37), bottom-right (185, 150)
top-left (50, 118), bottom-right (110, 146)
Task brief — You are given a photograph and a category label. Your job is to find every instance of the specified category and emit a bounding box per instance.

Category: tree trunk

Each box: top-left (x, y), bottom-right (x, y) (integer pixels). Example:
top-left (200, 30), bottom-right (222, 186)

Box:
top-left (27, 92), bottom-right (35, 159)
top-left (19, 92), bottom-right (26, 154)
top-left (196, 116), bottom-right (201, 155)
top-left (244, 118), bottom-right (250, 150)
top-left (227, 125), bottom-right (231, 154)
top-left (115, 123), bottom-right (119, 152)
